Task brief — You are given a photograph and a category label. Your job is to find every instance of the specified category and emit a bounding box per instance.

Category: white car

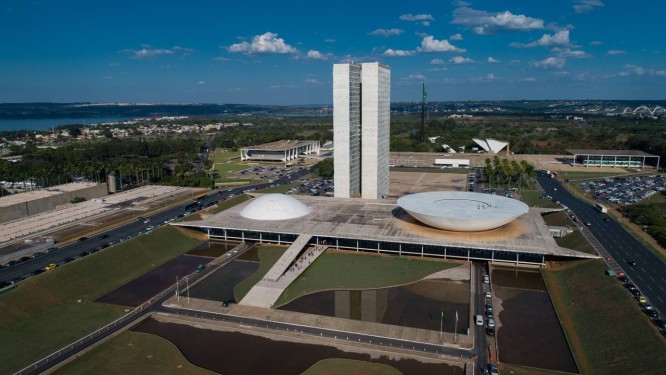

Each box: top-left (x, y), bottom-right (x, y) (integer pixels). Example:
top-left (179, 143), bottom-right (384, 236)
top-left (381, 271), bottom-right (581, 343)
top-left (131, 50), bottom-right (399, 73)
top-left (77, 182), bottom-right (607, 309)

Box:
top-left (483, 274), bottom-right (490, 284)
top-left (475, 315), bottom-right (483, 326)
top-left (487, 318), bottom-right (495, 328)
top-left (485, 291), bottom-right (492, 298)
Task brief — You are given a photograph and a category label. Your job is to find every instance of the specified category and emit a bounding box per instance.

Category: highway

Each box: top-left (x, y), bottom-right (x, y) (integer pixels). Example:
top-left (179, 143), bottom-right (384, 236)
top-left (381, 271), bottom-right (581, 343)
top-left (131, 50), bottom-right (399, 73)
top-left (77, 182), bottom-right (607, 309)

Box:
top-left (537, 172), bottom-right (666, 318)
top-left (0, 166), bottom-right (313, 285)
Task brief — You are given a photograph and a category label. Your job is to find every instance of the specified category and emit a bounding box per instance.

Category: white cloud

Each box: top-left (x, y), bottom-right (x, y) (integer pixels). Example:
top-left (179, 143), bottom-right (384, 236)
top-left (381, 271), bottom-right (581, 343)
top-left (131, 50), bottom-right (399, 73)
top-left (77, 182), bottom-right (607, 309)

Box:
top-left (532, 57), bottom-right (565, 69)
top-left (383, 49), bottom-right (415, 57)
top-left (305, 50), bottom-right (332, 60)
top-left (556, 49), bottom-right (588, 58)
top-left (122, 45), bottom-right (192, 59)
top-left (227, 32), bottom-right (298, 55)
top-left (213, 56), bottom-right (231, 62)
top-left (589, 40), bottom-right (603, 45)
top-left (450, 56), bottom-right (474, 64)
top-left (523, 77), bottom-right (538, 82)
top-left (198, 80), bottom-right (206, 85)
top-left (431, 58), bottom-right (445, 65)
top-left (487, 57), bottom-right (500, 63)
top-left (400, 14), bottom-right (434, 21)
top-left (427, 67), bottom-right (448, 72)
top-left (607, 50), bottom-right (627, 55)
top-left (450, 33), bottom-right (463, 41)
top-left (369, 28), bottom-right (404, 37)
top-left (573, 0), bottom-right (604, 13)
top-left (418, 35), bottom-right (465, 52)
top-left (512, 30), bottom-right (571, 48)
top-left (486, 73), bottom-right (496, 80)
top-left (452, 7), bottom-right (544, 34)
top-left (406, 73), bottom-right (427, 80)
top-left (104, 76), bottom-right (113, 80)
top-left (305, 78), bottom-right (323, 84)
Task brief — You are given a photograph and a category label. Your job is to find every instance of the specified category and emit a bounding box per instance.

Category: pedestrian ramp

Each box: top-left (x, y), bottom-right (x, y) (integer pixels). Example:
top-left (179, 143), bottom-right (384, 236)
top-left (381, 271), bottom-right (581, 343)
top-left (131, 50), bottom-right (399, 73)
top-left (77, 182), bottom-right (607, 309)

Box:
top-left (240, 235), bottom-right (328, 308)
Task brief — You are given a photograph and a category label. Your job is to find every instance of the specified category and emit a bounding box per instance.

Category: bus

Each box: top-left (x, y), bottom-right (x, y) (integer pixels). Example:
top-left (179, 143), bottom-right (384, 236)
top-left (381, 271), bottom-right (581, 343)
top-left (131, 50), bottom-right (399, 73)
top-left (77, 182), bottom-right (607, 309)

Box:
top-left (595, 203), bottom-right (608, 213)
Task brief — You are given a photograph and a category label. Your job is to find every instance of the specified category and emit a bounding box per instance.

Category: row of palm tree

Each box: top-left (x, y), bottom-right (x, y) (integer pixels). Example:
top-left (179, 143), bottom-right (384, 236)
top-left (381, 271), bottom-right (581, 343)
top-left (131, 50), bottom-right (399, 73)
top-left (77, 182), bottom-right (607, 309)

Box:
top-left (484, 156), bottom-right (535, 189)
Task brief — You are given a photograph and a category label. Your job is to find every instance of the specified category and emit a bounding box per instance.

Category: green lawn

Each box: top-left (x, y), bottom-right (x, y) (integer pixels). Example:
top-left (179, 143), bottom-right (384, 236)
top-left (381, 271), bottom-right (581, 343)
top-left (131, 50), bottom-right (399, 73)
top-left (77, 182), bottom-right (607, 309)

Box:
top-left (560, 171), bottom-right (628, 181)
top-left (542, 260), bottom-right (666, 375)
top-left (0, 226), bottom-right (205, 374)
top-left (56, 330), bottom-right (215, 375)
top-left (275, 252), bottom-right (459, 306)
top-left (521, 190), bottom-right (559, 208)
top-left (541, 211), bottom-right (596, 254)
top-left (212, 148), bottom-right (249, 180)
top-left (556, 229), bottom-right (597, 254)
top-left (233, 245), bottom-right (287, 301)
top-left (303, 359), bottom-right (402, 375)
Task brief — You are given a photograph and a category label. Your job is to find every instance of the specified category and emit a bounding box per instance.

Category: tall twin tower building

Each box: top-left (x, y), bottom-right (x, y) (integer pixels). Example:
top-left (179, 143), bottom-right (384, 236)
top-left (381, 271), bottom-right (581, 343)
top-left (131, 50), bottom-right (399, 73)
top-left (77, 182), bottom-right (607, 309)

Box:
top-left (333, 62), bottom-right (390, 200)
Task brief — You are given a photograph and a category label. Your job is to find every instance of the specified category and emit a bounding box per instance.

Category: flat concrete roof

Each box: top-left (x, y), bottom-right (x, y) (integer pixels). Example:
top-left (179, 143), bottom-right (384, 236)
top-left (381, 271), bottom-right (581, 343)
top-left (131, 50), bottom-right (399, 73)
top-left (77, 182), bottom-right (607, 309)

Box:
top-left (177, 194), bottom-right (594, 259)
top-left (0, 182), bottom-right (98, 207)
top-left (242, 140), bottom-right (318, 152)
top-left (566, 149), bottom-right (658, 157)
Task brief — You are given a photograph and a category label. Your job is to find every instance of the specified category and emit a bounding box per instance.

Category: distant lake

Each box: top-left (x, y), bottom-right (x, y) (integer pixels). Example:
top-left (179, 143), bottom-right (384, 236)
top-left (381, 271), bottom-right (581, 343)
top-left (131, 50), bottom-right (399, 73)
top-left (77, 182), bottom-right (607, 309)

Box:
top-left (0, 116), bottom-right (139, 132)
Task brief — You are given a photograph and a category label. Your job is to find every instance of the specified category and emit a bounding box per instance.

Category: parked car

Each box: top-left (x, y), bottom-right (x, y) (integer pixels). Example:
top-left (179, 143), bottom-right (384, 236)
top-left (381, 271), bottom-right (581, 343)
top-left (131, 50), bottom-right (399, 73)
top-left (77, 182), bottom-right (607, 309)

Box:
top-left (483, 274), bottom-right (490, 284)
top-left (196, 264), bottom-right (206, 273)
top-left (627, 259), bottom-right (637, 266)
top-left (487, 363), bottom-right (499, 375)
top-left (485, 327), bottom-right (495, 336)
top-left (485, 291), bottom-right (492, 298)
top-left (78, 236), bottom-right (88, 242)
top-left (487, 318), bottom-right (495, 328)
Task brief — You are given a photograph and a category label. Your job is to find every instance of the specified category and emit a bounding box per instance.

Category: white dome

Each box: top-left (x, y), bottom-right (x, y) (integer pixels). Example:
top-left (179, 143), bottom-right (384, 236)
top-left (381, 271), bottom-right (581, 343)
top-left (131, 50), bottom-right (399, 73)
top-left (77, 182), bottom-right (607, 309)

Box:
top-left (240, 194), bottom-right (311, 221)
top-left (397, 191), bottom-right (528, 231)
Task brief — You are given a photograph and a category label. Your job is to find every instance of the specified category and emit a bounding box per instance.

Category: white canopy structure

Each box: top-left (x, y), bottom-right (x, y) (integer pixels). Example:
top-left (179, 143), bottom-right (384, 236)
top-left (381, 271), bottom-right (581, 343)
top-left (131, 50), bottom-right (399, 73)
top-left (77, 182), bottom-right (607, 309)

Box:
top-left (472, 138), bottom-right (508, 154)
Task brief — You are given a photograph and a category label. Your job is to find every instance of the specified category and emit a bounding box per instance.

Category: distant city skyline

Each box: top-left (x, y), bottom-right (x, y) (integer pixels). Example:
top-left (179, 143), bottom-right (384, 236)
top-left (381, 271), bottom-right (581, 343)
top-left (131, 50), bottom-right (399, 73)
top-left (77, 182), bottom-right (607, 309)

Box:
top-left (1, 1), bottom-right (664, 104)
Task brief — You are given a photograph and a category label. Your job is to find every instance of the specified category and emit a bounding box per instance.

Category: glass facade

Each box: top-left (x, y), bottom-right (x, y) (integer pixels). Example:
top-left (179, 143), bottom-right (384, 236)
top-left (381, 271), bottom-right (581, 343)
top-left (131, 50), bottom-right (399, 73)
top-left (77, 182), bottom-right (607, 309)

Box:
top-left (204, 227), bottom-right (547, 265)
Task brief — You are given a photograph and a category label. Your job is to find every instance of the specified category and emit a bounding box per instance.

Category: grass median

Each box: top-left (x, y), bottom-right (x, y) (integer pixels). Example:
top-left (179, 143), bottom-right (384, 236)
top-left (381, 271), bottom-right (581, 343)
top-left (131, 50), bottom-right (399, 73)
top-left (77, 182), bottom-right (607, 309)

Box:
top-left (0, 225), bottom-right (206, 374)
top-left (275, 251), bottom-right (459, 307)
top-left (541, 260), bottom-right (666, 375)
top-left (56, 330), bottom-right (215, 375)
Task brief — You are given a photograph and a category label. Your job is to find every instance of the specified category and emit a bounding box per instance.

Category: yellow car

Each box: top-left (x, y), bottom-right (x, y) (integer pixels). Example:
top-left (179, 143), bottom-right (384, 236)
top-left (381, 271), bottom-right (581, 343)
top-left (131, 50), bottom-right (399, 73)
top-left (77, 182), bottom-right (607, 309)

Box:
top-left (636, 295), bottom-right (647, 303)
top-left (44, 263), bottom-right (58, 271)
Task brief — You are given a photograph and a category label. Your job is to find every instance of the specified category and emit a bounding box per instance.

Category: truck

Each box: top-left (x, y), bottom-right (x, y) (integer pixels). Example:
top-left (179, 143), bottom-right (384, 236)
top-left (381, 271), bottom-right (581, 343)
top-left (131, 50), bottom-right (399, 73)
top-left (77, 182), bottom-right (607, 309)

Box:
top-left (595, 203), bottom-right (608, 213)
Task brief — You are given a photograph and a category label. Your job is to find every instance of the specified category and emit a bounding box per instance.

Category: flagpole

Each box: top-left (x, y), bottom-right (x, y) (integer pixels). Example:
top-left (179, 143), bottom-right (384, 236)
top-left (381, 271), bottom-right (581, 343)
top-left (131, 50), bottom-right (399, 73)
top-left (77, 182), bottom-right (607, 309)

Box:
top-left (439, 308), bottom-right (444, 340)
top-left (455, 310), bottom-right (458, 343)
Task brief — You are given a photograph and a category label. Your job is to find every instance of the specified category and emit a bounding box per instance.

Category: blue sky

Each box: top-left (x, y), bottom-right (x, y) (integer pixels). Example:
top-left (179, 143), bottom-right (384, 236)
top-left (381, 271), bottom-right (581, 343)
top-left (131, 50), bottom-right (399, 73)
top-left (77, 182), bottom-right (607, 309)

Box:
top-left (1, 0), bottom-right (664, 104)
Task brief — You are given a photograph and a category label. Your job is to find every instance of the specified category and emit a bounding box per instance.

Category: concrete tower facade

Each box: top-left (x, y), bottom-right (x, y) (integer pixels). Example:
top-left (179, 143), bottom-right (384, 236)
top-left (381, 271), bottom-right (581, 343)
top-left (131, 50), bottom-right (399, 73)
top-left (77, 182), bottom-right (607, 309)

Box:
top-left (333, 62), bottom-right (390, 199)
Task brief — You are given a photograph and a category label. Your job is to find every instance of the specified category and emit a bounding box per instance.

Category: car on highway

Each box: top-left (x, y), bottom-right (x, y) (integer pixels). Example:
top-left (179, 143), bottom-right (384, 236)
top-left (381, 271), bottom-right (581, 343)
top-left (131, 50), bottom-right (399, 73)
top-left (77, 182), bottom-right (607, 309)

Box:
top-left (6, 260), bottom-right (17, 267)
top-left (31, 252), bottom-right (44, 258)
top-left (603, 217), bottom-right (611, 222)
top-left (636, 295), bottom-right (647, 303)
top-left (0, 280), bottom-right (10, 288)
top-left (475, 315), bottom-right (483, 326)
top-left (627, 259), bottom-right (637, 266)
top-left (44, 263), bottom-right (58, 271)
top-left (98, 234), bottom-right (110, 239)
top-left (617, 275), bottom-right (628, 283)
top-left (46, 247), bottom-right (58, 253)
top-left (78, 236), bottom-right (88, 242)
top-left (585, 221), bottom-right (592, 226)
top-left (10, 276), bottom-right (25, 284)
top-left (18, 256), bottom-right (31, 263)
top-left (62, 257), bottom-right (75, 264)
top-left (143, 219), bottom-right (151, 224)
top-left (32, 269), bottom-right (45, 276)
top-left (654, 319), bottom-right (666, 329)
top-left (78, 251), bottom-right (90, 258)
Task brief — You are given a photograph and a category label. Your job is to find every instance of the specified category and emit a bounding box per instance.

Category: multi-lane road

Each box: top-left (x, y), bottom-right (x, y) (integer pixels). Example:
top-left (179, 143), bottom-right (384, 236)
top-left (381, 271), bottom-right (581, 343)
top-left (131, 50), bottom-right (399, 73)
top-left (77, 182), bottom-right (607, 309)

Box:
top-left (537, 172), bottom-right (666, 317)
top-left (0, 166), bottom-right (313, 285)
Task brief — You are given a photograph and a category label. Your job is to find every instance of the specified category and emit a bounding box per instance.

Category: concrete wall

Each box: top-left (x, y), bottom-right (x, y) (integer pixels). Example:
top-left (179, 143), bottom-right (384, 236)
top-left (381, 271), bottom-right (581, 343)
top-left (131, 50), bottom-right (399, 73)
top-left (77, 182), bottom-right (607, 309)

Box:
top-left (0, 183), bottom-right (108, 223)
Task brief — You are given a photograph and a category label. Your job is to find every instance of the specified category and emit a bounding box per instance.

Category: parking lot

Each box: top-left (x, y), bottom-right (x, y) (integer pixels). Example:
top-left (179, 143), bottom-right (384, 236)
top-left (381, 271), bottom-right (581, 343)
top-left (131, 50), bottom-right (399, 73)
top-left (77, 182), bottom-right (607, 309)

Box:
top-left (228, 164), bottom-right (306, 183)
top-left (579, 175), bottom-right (664, 205)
